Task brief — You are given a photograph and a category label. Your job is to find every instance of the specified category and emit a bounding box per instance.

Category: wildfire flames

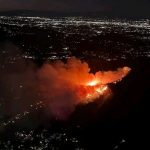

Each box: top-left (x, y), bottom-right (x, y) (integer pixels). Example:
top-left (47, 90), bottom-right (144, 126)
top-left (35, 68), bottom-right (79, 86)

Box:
top-left (38, 57), bottom-right (131, 119)
top-left (76, 82), bottom-right (109, 104)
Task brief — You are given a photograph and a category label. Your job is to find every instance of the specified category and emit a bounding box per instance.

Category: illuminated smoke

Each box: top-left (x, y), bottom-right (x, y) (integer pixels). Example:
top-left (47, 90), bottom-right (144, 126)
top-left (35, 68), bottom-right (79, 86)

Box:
top-left (37, 57), bottom-right (131, 119)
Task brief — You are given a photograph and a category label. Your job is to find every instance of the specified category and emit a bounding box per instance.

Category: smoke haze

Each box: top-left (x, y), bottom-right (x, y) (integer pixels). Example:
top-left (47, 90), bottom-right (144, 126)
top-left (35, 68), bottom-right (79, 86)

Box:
top-left (37, 57), bottom-right (131, 119)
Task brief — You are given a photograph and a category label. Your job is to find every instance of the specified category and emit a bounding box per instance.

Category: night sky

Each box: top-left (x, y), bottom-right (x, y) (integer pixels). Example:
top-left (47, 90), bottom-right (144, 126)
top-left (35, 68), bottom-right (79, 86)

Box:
top-left (0, 0), bottom-right (150, 18)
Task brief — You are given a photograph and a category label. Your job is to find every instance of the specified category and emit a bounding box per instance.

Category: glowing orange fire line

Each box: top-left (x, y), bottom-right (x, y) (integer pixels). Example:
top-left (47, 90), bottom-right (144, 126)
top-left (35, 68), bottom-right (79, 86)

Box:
top-left (78, 79), bottom-right (110, 103)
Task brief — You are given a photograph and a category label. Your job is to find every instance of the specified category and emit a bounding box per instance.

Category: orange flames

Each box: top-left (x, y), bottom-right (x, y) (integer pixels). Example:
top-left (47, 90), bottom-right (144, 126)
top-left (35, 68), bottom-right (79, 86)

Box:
top-left (76, 82), bottom-right (109, 103)
top-left (38, 57), bottom-right (131, 119)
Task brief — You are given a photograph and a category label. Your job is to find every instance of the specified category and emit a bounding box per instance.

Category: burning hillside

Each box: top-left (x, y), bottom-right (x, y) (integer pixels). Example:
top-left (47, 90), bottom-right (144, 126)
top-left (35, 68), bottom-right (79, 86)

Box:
top-left (37, 57), bottom-right (131, 119)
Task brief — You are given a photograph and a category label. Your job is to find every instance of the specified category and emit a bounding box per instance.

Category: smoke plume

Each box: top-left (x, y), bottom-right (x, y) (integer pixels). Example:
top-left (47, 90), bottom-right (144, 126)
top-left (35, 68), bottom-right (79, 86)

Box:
top-left (37, 57), bottom-right (131, 119)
